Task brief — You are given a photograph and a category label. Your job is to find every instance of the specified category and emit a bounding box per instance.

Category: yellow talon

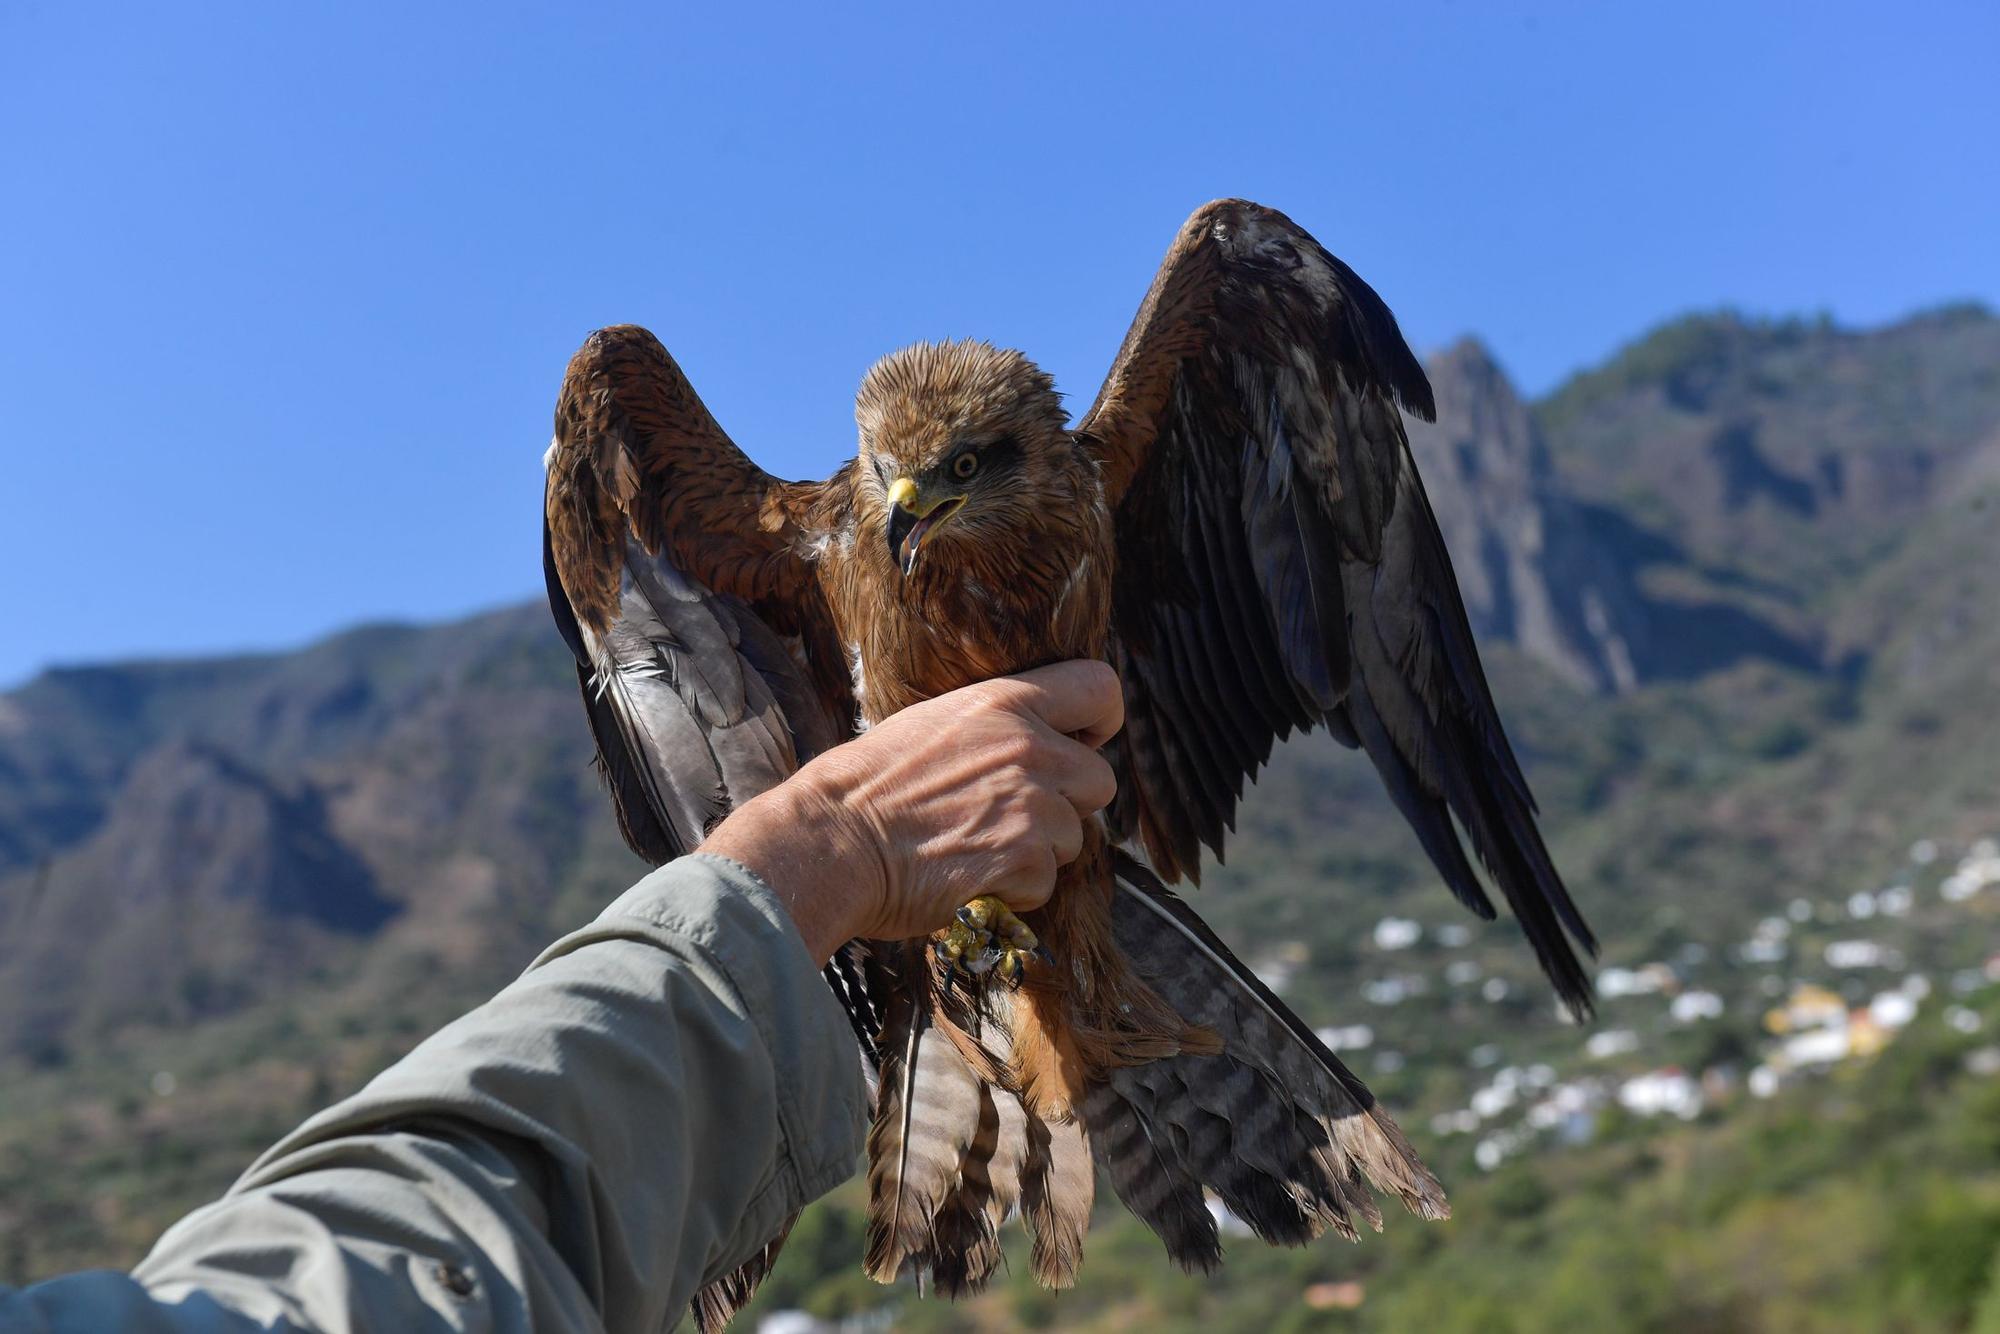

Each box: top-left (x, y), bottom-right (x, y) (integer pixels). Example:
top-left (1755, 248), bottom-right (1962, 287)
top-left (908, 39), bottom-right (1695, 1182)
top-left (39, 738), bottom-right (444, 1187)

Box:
top-left (936, 896), bottom-right (1047, 985)
top-left (939, 920), bottom-right (977, 958)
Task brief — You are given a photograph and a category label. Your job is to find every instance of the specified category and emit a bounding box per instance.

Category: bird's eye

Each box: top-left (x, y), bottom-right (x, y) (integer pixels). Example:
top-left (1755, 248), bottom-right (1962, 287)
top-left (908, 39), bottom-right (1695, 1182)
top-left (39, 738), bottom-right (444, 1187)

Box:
top-left (952, 453), bottom-right (979, 481)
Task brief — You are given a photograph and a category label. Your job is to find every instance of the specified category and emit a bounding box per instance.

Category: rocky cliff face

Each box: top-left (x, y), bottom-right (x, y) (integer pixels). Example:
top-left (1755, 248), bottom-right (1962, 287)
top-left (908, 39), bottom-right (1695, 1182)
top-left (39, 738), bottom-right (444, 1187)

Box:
top-left (1399, 309), bottom-right (2000, 693)
top-left (1405, 339), bottom-right (1646, 693)
top-left (1536, 305), bottom-right (2000, 598)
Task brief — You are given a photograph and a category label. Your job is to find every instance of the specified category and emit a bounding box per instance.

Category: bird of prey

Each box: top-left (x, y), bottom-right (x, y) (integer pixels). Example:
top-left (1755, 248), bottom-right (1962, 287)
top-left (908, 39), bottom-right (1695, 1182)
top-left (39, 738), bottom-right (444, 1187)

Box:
top-left (543, 199), bottom-right (1595, 1328)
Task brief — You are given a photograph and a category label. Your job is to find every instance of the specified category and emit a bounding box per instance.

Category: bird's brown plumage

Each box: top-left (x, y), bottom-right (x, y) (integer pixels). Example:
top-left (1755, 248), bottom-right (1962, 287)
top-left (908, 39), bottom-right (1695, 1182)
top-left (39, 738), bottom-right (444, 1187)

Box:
top-left (543, 199), bottom-right (1592, 1328)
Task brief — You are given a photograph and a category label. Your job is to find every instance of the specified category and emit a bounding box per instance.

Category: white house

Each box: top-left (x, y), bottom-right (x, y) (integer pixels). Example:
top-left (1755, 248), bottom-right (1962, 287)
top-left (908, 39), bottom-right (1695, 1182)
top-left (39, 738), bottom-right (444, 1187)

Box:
top-left (1315, 1024), bottom-right (1374, 1052)
top-left (1825, 940), bottom-right (1888, 969)
top-left (1372, 917), bottom-right (1422, 951)
top-left (1671, 991), bottom-right (1726, 1023)
top-left (1617, 1069), bottom-right (1703, 1120)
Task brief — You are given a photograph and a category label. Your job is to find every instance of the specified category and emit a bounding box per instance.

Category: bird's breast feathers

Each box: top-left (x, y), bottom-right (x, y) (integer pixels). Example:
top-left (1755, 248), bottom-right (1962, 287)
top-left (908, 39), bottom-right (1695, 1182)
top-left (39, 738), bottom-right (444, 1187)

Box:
top-left (813, 496), bottom-right (1113, 723)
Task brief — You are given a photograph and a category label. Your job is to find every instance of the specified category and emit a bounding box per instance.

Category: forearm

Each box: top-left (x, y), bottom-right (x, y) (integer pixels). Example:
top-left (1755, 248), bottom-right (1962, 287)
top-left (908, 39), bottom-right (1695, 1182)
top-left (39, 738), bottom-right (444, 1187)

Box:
top-left (3, 856), bottom-right (866, 1333)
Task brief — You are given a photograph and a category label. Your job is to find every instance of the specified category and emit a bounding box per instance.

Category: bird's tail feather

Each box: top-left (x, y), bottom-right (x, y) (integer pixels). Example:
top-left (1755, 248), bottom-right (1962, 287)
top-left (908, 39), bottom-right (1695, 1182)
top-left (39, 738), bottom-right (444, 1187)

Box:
top-left (859, 857), bottom-right (1446, 1302)
top-left (1101, 849), bottom-right (1448, 1262)
top-left (863, 946), bottom-right (1095, 1295)
top-left (1016, 1078), bottom-right (1095, 1287)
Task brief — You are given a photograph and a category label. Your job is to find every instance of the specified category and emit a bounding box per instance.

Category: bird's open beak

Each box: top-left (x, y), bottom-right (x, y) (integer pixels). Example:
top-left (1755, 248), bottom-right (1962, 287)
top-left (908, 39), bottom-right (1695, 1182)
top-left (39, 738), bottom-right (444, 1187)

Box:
top-left (886, 479), bottom-right (967, 578)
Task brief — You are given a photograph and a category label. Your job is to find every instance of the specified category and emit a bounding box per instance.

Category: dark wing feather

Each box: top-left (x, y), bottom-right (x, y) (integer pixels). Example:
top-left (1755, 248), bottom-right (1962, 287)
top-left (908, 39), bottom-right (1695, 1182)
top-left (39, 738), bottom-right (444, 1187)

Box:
top-left (1080, 200), bottom-right (1596, 1015)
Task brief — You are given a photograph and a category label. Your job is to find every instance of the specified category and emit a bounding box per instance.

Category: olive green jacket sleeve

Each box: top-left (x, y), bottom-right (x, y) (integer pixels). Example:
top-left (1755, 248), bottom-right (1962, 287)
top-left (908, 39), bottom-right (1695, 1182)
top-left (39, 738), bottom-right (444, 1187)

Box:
top-left (0, 854), bottom-right (869, 1334)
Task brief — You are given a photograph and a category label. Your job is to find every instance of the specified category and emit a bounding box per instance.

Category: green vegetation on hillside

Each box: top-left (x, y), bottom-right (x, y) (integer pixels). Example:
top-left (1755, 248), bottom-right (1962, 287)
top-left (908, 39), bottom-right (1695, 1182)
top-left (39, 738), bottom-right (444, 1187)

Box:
top-left (738, 992), bottom-right (2000, 1333)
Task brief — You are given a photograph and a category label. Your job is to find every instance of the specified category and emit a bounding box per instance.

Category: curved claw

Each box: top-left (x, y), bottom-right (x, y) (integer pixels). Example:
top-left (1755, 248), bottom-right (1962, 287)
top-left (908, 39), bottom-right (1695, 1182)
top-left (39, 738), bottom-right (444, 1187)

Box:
top-left (933, 895), bottom-right (1052, 987)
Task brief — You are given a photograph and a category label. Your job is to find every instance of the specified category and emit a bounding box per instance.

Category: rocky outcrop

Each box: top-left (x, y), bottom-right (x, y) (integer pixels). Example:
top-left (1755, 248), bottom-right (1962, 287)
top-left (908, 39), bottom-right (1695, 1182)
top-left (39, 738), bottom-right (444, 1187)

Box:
top-left (1406, 340), bottom-right (1647, 693)
top-left (0, 742), bottom-right (391, 1057)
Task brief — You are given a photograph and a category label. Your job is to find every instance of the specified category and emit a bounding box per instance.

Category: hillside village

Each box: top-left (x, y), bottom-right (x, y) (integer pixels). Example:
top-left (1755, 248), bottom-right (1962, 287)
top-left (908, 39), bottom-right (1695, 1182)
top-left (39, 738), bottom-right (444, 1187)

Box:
top-left (1277, 836), bottom-right (2000, 1186)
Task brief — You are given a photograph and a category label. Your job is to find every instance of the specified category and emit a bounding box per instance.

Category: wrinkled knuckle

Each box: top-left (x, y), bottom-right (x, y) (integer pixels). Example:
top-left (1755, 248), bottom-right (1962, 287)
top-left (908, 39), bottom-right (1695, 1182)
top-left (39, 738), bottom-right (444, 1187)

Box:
top-left (967, 678), bottom-right (1017, 714)
top-left (990, 804), bottom-right (1029, 841)
top-left (1054, 830), bottom-right (1083, 867)
top-left (997, 732), bottom-right (1039, 770)
top-left (1018, 845), bottom-right (1056, 891)
top-left (1086, 757), bottom-right (1119, 809)
top-left (1074, 659), bottom-right (1120, 708)
top-left (1081, 658), bottom-right (1119, 694)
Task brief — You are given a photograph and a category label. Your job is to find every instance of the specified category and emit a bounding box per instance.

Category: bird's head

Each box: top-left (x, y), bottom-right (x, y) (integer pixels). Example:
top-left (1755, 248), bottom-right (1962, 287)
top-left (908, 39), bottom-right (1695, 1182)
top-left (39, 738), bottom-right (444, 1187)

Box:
top-left (854, 340), bottom-right (1078, 579)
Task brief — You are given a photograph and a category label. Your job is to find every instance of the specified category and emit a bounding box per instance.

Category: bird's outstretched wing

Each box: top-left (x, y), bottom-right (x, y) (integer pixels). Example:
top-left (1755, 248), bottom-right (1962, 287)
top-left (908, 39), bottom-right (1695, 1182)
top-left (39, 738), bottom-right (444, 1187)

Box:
top-left (545, 325), bottom-right (858, 1332)
top-left (1079, 200), bottom-right (1596, 1014)
top-left (544, 323), bottom-right (852, 862)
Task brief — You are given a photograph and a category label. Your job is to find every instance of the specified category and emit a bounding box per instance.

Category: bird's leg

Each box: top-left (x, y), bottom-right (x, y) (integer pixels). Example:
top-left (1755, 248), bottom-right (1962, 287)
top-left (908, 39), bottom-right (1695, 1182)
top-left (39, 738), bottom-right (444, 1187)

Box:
top-left (933, 895), bottom-right (1052, 984)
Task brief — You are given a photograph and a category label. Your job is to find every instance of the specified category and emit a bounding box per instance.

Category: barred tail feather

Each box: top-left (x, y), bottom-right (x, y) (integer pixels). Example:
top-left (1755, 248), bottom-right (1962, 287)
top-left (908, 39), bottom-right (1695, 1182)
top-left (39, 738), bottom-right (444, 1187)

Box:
top-left (864, 948), bottom-right (1099, 1296)
top-left (917, 1082), bottom-right (1028, 1297)
top-left (865, 989), bottom-right (983, 1282)
top-left (1080, 1081), bottom-right (1220, 1271)
top-left (1101, 848), bottom-right (1448, 1258)
top-left (1020, 1105), bottom-right (1095, 1288)
top-left (866, 855), bottom-right (1445, 1302)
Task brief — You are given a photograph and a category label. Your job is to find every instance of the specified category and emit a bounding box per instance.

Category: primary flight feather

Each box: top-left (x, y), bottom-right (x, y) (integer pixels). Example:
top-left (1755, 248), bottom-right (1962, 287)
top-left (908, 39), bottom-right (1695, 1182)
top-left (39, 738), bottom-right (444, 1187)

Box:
top-left (542, 199), bottom-right (1595, 1327)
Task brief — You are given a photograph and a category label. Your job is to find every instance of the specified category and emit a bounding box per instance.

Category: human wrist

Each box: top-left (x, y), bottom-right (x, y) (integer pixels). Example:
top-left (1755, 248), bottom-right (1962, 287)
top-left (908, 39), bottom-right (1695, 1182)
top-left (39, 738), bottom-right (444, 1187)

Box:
top-left (698, 765), bottom-right (890, 963)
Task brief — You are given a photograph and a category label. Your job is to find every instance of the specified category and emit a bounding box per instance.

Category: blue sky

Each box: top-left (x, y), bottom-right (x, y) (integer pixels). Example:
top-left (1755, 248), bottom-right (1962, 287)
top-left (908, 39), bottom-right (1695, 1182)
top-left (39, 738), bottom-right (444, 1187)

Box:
top-left (3, 2), bottom-right (1996, 685)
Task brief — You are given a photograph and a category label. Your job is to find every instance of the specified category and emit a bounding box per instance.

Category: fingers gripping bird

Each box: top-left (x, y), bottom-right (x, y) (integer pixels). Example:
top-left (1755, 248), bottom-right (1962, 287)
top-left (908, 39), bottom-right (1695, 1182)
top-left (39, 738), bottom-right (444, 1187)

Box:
top-left (542, 200), bottom-right (1597, 1329)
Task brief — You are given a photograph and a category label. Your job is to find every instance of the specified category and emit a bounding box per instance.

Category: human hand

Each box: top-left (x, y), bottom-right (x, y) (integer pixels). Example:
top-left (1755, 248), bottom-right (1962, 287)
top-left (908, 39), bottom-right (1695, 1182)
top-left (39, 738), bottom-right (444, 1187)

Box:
top-left (698, 659), bottom-right (1122, 963)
